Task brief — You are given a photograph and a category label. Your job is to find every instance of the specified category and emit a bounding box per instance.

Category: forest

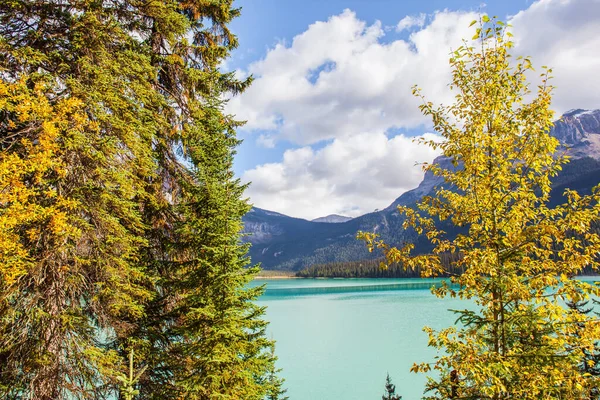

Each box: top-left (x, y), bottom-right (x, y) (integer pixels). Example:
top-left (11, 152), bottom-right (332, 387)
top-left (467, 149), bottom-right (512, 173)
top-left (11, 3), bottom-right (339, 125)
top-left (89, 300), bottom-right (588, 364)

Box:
top-left (296, 253), bottom-right (463, 278)
top-left (297, 246), bottom-right (600, 279)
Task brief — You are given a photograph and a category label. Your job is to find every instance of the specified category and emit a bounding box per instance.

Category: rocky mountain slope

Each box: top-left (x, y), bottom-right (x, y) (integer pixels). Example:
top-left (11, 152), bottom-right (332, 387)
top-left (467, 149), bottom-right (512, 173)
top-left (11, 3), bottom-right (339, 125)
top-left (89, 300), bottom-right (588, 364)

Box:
top-left (553, 109), bottom-right (600, 158)
top-left (242, 109), bottom-right (600, 271)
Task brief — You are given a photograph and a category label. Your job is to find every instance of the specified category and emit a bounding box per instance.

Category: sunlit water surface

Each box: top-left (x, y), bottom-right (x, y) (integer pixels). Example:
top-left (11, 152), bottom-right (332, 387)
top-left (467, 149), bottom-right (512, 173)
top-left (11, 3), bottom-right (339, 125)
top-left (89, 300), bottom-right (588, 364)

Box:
top-left (251, 277), bottom-right (599, 400)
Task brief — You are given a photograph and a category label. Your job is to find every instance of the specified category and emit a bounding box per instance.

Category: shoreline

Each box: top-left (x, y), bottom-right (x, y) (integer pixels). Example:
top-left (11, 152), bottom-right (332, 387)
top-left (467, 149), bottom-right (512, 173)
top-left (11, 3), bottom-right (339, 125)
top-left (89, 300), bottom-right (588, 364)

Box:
top-left (254, 270), bottom-right (299, 279)
top-left (253, 273), bottom-right (600, 280)
top-left (254, 275), bottom-right (301, 279)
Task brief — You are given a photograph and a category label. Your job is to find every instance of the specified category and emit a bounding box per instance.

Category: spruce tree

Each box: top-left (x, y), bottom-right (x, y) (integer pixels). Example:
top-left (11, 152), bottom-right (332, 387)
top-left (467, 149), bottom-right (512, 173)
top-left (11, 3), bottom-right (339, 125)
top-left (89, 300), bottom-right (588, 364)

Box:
top-left (382, 373), bottom-right (402, 400)
top-left (265, 343), bottom-right (289, 400)
top-left (0, 3), bottom-right (158, 397)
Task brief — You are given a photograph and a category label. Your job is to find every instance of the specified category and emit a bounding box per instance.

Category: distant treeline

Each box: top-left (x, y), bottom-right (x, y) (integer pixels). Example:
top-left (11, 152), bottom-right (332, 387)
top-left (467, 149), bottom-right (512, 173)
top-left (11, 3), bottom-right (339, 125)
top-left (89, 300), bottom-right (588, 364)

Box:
top-left (296, 253), bottom-right (463, 278)
top-left (296, 253), bottom-right (600, 279)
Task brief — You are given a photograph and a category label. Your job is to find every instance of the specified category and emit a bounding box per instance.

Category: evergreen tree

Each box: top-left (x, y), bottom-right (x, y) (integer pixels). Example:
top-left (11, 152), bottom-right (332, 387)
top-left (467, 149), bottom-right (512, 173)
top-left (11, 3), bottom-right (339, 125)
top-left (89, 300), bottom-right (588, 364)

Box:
top-left (0, 1), bottom-right (279, 399)
top-left (382, 373), bottom-right (402, 400)
top-left (0, 3), bottom-right (157, 397)
top-left (361, 17), bottom-right (600, 399)
top-left (266, 344), bottom-right (289, 400)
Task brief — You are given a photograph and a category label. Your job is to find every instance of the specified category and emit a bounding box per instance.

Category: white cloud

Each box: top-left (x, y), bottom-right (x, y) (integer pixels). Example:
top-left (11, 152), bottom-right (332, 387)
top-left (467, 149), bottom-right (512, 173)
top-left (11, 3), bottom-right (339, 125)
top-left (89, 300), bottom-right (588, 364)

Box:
top-left (232, 1), bottom-right (600, 219)
top-left (509, 0), bottom-right (600, 114)
top-left (257, 133), bottom-right (276, 148)
top-left (243, 133), bottom-right (440, 220)
top-left (396, 13), bottom-right (427, 32)
top-left (227, 9), bottom-right (478, 146)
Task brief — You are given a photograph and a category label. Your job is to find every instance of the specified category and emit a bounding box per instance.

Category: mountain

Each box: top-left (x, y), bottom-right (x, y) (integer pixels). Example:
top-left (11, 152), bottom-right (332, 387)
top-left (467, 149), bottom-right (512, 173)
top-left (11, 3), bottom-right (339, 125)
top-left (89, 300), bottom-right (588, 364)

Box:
top-left (312, 214), bottom-right (353, 223)
top-left (553, 109), bottom-right (600, 158)
top-left (242, 109), bottom-right (600, 271)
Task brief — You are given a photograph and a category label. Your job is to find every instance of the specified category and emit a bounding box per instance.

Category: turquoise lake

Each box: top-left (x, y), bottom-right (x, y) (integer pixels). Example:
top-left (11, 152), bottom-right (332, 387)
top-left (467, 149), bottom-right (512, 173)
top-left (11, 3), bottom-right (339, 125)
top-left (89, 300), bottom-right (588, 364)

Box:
top-left (252, 277), bottom-right (599, 400)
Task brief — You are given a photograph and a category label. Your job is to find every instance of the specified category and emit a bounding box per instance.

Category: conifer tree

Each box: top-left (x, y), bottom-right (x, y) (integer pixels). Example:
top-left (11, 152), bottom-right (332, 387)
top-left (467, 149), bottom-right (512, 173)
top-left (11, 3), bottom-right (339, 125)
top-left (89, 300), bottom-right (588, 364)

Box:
top-left (266, 344), bottom-right (289, 400)
top-left (0, 4), bottom-right (157, 397)
top-left (382, 373), bottom-right (402, 400)
top-left (1, 1), bottom-right (278, 399)
top-left (361, 17), bottom-right (600, 399)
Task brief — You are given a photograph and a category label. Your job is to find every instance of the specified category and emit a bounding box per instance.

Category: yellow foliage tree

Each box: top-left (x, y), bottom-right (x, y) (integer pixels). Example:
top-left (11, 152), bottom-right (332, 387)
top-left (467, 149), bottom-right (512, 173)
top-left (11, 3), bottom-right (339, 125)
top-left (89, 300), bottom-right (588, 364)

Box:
top-left (360, 17), bottom-right (600, 399)
top-left (0, 74), bottom-right (151, 398)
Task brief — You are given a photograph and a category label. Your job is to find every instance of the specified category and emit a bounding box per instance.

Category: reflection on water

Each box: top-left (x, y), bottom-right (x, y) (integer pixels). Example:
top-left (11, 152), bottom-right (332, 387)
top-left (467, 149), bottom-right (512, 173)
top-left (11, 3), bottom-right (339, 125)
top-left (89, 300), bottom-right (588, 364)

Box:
top-left (260, 280), bottom-right (447, 298)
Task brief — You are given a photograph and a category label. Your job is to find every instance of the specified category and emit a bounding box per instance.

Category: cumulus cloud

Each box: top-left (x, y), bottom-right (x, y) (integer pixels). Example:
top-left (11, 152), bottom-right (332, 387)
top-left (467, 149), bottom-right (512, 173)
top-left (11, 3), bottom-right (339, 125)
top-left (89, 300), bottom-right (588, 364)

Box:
top-left (256, 133), bottom-right (276, 148)
top-left (243, 133), bottom-right (440, 220)
top-left (231, 0), bottom-right (600, 219)
top-left (396, 13), bottom-right (427, 32)
top-left (227, 9), bottom-right (478, 146)
top-left (510, 0), bottom-right (600, 114)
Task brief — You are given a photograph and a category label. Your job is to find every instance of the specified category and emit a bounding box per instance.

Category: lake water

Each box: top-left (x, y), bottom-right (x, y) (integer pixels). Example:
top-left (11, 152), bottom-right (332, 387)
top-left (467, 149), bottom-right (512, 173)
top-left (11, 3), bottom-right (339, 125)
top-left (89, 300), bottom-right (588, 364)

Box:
top-left (253, 277), bottom-right (599, 400)
top-left (252, 278), bottom-right (469, 400)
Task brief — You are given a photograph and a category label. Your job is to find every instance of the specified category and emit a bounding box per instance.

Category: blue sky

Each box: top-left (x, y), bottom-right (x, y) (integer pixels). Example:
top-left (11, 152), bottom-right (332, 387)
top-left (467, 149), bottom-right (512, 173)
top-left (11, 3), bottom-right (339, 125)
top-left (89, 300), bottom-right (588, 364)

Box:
top-left (228, 0), bottom-right (530, 70)
top-left (224, 0), bottom-right (600, 220)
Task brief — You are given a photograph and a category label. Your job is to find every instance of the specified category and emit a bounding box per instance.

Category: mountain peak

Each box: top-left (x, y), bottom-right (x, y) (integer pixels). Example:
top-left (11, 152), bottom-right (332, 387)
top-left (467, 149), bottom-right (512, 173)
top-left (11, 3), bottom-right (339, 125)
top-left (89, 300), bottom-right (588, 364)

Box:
top-left (311, 214), bottom-right (353, 223)
top-left (563, 109), bottom-right (597, 118)
top-left (553, 109), bottom-right (600, 158)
